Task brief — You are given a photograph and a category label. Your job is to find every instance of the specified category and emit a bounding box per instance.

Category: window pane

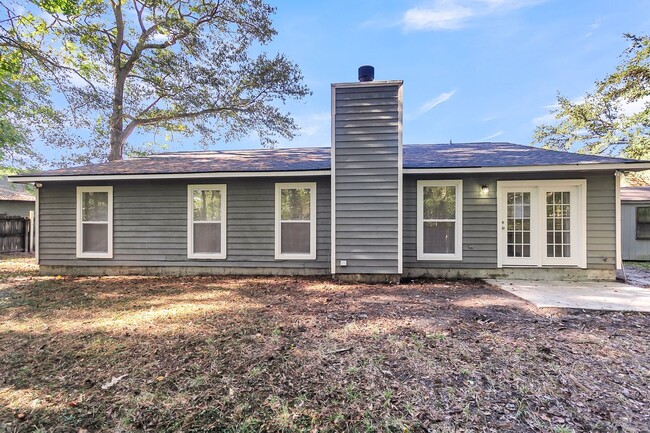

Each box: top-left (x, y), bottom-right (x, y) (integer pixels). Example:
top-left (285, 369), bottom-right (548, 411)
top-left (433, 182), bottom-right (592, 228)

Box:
top-left (423, 186), bottom-right (455, 220)
top-left (281, 222), bottom-right (310, 254)
top-left (193, 223), bottom-right (221, 254)
top-left (82, 192), bottom-right (108, 222)
top-left (423, 221), bottom-right (455, 254)
top-left (193, 190), bottom-right (221, 221)
top-left (636, 208), bottom-right (650, 240)
top-left (637, 207), bottom-right (650, 224)
top-left (281, 188), bottom-right (311, 220)
top-left (82, 223), bottom-right (108, 253)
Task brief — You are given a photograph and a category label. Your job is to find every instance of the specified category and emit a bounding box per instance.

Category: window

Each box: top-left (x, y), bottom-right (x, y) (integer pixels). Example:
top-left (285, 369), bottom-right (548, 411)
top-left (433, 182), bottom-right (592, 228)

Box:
top-left (188, 185), bottom-right (227, 259)
top-left (417, 180), bottom-right (463, 261)
top-left (275, 182), bottom-right (316, 260)
top-left (636, 207), bottom-right (650, 240)
top-left (76, 186), bottom-right (113, 258)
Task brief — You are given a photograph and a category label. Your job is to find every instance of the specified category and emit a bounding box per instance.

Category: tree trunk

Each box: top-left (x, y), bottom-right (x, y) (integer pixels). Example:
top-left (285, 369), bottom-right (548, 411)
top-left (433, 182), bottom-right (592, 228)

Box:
top-left (108, 102), bottom-right (124, 161)
top-left (108, 1), bottom-right (125, 162)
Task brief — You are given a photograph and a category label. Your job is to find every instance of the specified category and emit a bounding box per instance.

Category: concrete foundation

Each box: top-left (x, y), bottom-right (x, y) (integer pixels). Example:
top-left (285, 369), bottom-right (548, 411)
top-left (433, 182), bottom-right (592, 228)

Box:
top-left (402, 267), bottom-right (616, 281)
top-left (40, 265), bottom-right (616, 282)
top-left (39, 265), bottom-right (329, 277)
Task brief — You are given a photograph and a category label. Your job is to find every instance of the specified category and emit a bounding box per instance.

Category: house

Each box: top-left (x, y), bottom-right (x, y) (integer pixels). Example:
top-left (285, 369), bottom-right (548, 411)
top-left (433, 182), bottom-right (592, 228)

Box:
top-left (0, 175), bottom-right (35, 218)
top-left (620, 186), bottom-right (650, 261)
top-left (9, 68), bottom-right (650, 281)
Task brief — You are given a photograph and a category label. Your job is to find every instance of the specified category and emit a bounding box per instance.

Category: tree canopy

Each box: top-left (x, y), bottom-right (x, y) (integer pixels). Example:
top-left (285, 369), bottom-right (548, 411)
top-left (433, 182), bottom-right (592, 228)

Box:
top-left (533, 34), bottom-right (650, 159)
top-left (1, 0), bottom-right (310, 164)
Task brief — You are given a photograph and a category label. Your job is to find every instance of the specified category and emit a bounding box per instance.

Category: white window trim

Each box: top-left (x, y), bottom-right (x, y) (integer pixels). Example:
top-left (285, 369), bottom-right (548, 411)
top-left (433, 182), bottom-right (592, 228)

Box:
top-left (275, 182), bottom-right (317, 260)
top-left (187, 184), bottom-right (227, 259)
top-left (76, 186), bottom-right (113, 259)
top-left (496, 179), bottom-right (587, 269)
top-left (417, 180), bottom-right (463, 261)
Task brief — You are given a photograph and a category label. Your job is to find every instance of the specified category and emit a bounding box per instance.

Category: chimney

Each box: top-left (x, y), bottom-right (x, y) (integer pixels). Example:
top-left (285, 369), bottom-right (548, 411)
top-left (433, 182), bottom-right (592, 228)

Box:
top-left (331, 67), bottom-right (403, 280)
top-left (358, 65), bottom-right (374, 82)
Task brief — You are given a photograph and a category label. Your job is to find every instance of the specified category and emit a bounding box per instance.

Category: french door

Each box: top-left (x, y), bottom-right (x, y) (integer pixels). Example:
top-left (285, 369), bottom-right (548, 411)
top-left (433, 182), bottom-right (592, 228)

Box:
top-left (498, 181), bottom-right (585, 268)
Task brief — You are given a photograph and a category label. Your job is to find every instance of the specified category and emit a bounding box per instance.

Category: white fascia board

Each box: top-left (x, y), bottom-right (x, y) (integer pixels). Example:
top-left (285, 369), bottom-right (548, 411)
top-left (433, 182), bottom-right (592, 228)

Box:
top-left (403, 162), bottom-right (650, 174)
top-left (8, 170), bottom-right (331, 183)
top-left (331, 80), bottom-right (403, 89)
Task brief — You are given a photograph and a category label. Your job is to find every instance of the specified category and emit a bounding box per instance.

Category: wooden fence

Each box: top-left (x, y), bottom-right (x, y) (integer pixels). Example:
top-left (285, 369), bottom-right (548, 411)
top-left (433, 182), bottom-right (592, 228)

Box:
top-left (0, 215), bottom-right (32, 253)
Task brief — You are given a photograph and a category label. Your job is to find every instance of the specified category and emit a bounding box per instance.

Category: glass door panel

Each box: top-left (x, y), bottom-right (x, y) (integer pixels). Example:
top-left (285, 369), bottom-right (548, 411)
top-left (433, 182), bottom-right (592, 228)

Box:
top-left (506, 192), bottom-right (531, 258)
top-left (500, 188), bottom-right (538, 266)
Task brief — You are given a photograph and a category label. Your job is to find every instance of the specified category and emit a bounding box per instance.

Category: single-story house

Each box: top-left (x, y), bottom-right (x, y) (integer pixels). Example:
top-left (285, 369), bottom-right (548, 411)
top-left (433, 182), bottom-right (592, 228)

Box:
top-left (0, 175), bottom-right (35, 218)
top-left (621, 186), bottom-right (650, 261)
top-left (10, 69), bottom-right (650, 281)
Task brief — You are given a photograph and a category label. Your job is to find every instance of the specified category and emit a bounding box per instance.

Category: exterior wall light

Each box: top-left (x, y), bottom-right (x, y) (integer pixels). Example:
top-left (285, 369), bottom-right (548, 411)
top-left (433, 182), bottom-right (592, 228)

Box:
top-left (481, 185), bottom-right (490, 194)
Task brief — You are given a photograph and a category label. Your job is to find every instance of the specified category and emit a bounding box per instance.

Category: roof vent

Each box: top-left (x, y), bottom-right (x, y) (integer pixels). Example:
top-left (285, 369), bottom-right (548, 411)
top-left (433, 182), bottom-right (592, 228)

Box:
top-left (358, 65), bottom-right (374, 82)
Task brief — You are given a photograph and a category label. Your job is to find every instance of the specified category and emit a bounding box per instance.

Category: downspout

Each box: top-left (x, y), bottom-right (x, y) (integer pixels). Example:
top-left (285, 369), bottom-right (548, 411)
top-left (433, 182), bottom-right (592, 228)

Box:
top-left (615, 171), bottom-right (622, 270)
top-left (34, 183), bottom-right (41, 265)
top-left (330, 84), bottom-right (336, 276)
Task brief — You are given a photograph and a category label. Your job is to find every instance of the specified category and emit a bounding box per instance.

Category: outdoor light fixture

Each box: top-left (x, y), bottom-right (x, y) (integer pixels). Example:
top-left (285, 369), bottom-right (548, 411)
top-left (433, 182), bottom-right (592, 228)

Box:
top-left (481, 185), bottom-right (490, 194)
top-left (34, 182), bottom-right (43, 188)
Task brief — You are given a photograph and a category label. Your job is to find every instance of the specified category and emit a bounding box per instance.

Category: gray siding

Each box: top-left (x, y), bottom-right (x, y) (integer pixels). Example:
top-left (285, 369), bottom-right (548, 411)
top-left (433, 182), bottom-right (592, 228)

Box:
top-left (621, 202), bottom-right (650, 260)
top-left (0, 200), bottom-right (34, 218)
top-left (333, 83), bottom-right (402, 274)
top-left (39, 177), bottom-right (330, 270)
top-left (404, 172), bottom-right (616, 271)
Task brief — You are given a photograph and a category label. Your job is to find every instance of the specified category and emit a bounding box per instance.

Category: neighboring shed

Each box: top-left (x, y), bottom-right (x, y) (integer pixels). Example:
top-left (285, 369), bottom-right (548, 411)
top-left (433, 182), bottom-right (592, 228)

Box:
top-left (621, 186), bottom-right (650, 260)
top-left (0, 175), bottom-right (35, 218)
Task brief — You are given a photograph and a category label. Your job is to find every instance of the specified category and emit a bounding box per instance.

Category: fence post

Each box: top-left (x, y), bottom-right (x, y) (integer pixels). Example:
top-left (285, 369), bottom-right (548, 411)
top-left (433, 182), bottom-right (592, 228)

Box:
top-left (23, 217), bottom-right (28, 252)
top-left (29, 210), bottom-right (35, 253)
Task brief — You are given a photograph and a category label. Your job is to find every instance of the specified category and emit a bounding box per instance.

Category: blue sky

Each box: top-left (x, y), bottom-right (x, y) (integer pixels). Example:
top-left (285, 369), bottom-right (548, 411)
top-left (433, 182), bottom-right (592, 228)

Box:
top-left (29, 0), bottom-right (650, 163)
top-left (232, 0), bottom-right (649, 150)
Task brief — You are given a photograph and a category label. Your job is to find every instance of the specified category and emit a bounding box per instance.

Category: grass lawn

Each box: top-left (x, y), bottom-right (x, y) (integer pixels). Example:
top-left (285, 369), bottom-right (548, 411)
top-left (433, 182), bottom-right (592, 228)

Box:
top-left (1, 256), bottom-right (649, 432)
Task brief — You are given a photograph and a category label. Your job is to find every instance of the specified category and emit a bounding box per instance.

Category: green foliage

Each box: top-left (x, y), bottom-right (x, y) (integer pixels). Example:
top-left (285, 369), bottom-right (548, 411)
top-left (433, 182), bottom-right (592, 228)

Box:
top-left (534, 34), bottom-right (650, 159)
top-left (1, 0), bottom-right (310, 164)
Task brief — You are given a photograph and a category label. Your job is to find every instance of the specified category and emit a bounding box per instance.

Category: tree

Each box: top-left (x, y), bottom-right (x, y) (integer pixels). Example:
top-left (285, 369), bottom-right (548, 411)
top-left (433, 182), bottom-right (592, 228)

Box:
top-left (533, 34), bottom-right (650, 159)
top-left (0, 0), bottom-right (81, 166)
top-left (1, 0), bottom-right (310, 163)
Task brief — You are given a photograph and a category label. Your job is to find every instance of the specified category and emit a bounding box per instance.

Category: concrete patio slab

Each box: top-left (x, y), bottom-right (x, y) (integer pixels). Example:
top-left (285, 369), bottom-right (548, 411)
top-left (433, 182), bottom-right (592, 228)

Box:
top-left (487, 279), bottom-right (650, 312)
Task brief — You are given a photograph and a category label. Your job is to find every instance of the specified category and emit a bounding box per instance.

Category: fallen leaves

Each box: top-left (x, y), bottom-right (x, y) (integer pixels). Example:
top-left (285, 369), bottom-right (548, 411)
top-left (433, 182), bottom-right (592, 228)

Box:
top-left (0, 257), bottom-right (648, 432)
top-left (100, 374), bottom-right (128, 390)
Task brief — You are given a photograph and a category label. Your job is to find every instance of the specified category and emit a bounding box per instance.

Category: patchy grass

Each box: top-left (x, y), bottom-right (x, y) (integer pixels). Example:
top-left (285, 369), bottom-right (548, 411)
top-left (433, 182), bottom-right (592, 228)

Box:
top-left (624, 261), bottom-right (650, 271)
top-left (1, 256), bottom-right (649, 432)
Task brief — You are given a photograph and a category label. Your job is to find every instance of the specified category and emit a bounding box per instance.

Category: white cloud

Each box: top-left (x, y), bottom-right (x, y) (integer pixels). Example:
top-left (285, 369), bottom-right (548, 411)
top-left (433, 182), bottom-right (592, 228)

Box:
top-left (297, 112), bottom-right (330, 137)
top-left (408, 90), bottom-right (457, 120)
top-left (401, 0), bottom-right (545, 31)
top-left (584, 18), bottom-right (602, 38)
top-left (620, 95), bottom-right (650, 117)
top-left (477, 130), bottom-right (504, 140)
top-left (532, 112), bottom-right (556, 125)
top-left (403, 4), bottom-right (474, 30)
top-left (533, 96), bottom-right (586, 125)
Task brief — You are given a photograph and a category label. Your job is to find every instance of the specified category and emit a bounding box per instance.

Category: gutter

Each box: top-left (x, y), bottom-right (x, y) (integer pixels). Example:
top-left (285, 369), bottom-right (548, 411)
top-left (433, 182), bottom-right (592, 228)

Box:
top-left (9, 161), bottom-right (650, 184)
top-left (8, 169), bottom-right (332, 183)
top-left (403, 162), bottom-right (650, 174)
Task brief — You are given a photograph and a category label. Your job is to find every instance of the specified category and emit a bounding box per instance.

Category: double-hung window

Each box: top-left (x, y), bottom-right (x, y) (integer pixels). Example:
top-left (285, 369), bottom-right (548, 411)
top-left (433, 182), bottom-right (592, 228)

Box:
top-left (275, 182), bottom-right (316, 260)
top-left (417, 180), bottom-right (463, 261)
top-left (76, 186), bottom-right (113, 258)
top-left (188, 185), bottom-right (227, 259)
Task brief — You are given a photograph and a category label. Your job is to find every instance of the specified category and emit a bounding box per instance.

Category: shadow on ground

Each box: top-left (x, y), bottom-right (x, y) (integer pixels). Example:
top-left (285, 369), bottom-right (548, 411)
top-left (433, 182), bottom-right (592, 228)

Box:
top-left (1, 257), bottom-right (648, 432)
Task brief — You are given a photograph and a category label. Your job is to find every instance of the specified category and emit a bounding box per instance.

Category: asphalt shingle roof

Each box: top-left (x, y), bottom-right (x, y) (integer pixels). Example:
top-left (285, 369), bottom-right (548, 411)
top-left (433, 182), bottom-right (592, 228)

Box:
top-left (10, 142), bottom-right (642, 179)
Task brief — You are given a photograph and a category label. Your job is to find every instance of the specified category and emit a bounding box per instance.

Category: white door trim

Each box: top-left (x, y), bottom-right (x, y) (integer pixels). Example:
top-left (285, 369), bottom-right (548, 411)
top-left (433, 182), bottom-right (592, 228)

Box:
top-left (497, 179), bottom-right (587, 269)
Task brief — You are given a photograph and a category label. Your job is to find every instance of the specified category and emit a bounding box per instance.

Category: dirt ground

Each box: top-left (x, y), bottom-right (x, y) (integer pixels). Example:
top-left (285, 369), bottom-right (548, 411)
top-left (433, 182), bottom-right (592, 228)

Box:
top-left (1, 256), bottom-right (649, 432)
top-left (622, 261), bottom-right (650, 287)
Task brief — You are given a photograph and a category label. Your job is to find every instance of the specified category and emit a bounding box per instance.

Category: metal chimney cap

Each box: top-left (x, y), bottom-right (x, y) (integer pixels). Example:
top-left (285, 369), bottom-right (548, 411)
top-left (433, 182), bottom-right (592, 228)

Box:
top-left (358, 65), bottom-right (374, 82)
